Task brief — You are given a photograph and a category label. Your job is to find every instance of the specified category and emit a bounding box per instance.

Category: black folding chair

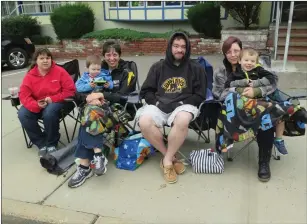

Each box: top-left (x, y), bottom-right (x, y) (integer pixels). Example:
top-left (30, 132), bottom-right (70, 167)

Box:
top-left (9, 59), bottom-right (81, 148)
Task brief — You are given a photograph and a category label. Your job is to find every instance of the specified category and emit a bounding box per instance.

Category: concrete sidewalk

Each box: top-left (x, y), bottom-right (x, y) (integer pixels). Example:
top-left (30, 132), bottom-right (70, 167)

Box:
top-left (1, 96), bottom-right (306, 224)
top-left (1, 54), bottom-right (307, 224)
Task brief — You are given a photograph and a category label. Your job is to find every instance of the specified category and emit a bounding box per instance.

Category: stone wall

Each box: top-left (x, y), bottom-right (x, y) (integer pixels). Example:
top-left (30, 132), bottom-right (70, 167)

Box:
top-left (221, 29), bottom-right (269, 50)
top-left (37, 29), bottom-right (271, 58)
top-left (36, 38), bottom-right (222, 58)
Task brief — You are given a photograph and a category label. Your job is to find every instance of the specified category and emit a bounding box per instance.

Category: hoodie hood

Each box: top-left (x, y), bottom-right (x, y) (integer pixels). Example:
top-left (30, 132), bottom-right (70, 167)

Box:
top-left (165, 32), bottom-right (191, 66)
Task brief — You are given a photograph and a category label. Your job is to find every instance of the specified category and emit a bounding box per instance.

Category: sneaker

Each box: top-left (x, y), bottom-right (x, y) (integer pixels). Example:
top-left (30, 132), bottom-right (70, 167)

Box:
top-left (68, 166), bottom-right (93, 188)
top-left (274, 139), bottom-right (288, 155)
top-left (38, 146), bottom-right (47, 157)
top-left (47, 146), bottom-right (57, 154)
top-left (173, 160), bottom-right (186, 175)
top-left (160, 159), bottom-right (177, 184)
top-left (91, 155), bottom-right (108, 176)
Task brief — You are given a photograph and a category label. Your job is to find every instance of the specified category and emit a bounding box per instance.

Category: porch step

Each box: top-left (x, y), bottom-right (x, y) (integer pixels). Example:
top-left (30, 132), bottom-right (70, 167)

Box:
top-left (278, 33), bottom-right (307, 38)
top-left (277, 55), bottom-right (307, 61)
top-left (277, 41), bottom-right (307, 47)
top-left (277, 46), bottom-right (307, 52)
top-left (267, 37), bottom-right (307, 48)
top-left (277, 22), bottom-right (307, 29)
top-left (278, 28), bottom-right (307, 34)
top-left (277, 50), bottom-right (307, 56)
top-left (278, 37), bottom-right (307, 42)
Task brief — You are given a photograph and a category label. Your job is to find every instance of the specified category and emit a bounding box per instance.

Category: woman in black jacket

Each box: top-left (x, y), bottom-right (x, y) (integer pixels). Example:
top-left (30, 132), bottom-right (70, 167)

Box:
top-left (68, 40), bottom-right (137, 188)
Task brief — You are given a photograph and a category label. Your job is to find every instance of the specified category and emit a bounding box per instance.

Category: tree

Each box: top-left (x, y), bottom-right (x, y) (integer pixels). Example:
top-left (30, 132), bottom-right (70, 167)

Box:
top-left (220, 2), bottom-right (261, 29)
top-left (186, 2), bottom-right (222, 38)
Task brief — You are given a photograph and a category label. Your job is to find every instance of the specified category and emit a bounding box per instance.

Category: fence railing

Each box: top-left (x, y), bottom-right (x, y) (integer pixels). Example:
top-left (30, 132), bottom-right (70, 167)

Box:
top-left (2, 1), bottom-right (74, 17)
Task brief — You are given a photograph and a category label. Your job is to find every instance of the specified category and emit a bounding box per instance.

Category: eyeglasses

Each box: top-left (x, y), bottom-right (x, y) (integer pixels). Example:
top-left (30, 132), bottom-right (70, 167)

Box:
top-left (172, 44), bottom-right (186, 50)
top-left (226, 49), bottom-right (240, 55)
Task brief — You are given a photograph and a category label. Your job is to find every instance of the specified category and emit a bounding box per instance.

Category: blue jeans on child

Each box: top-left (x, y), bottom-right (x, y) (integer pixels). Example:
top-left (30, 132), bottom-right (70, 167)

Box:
top-left (18, 103), bottom-right (65, 148)
top-left (74, 126), bottom-right (105, 160)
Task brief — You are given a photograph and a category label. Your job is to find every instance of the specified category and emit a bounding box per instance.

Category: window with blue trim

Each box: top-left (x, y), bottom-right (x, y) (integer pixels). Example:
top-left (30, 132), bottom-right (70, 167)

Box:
top-left (147, 1), bottom-right (162, 7)
top-left (118, 1), bottom-right (129, 7)
top-left (184, 1), bottom-right (198, 6)
top-left (165, 1), bottom-right (181, 6)
top-left (131, 1), bottom-right (144, 7)
top-left (109, 1), bottom-right (116, 7)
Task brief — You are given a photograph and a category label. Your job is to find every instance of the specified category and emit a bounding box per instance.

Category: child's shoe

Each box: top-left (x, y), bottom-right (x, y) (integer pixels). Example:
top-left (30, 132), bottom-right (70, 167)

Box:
top-left (91, 154), bottom-right (108, 176)
top-left (68, 166), bottom-right (93, 188)
top-left (274, 139), bottom-right (288, 155)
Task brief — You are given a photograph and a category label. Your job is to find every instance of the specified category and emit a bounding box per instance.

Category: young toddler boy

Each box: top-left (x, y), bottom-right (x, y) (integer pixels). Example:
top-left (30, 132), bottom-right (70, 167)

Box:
top-left (225, 48), bottom-right (288, 155)
top-left (76, 55), bottom-right (113, 93)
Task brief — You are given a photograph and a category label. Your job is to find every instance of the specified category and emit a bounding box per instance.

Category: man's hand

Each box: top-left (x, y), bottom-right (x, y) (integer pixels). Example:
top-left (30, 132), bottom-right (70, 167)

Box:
top-left (90, 81), bottom-right (96, 89)
top-left (38, 99), bottom-right (47, 108)
top-left (242, 87), bottom-right (255, 98)
top-left (45, 97), bottom-right (52, 104)
top-left (104, 82), bottom-right (110, 89)
top-left (86, 92), bottom-right (104, 103)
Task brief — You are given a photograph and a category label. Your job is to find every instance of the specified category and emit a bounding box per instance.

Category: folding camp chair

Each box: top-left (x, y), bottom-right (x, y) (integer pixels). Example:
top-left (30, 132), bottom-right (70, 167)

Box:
top-left (9, 59), bottom-right (81, 148)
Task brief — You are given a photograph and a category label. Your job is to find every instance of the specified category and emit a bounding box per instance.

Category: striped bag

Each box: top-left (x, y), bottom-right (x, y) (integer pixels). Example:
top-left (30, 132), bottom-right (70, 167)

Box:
top-left (190, 149), bottom-right (224, 174)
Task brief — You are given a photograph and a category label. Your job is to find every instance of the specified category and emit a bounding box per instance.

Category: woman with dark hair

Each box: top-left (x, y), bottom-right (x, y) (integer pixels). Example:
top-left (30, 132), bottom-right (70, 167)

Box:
top-left (18, 48), bottom-right (76, 157)
top-left (68, 40), bottom-right (137, 188)
top-left (212, 37), bottom-right (307, 182)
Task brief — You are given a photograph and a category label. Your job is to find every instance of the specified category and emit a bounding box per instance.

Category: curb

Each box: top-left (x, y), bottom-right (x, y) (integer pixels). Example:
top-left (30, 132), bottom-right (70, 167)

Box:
top-left (2, 198), bottom-right (143, 224)
top-left (2, 198), bottom-right (96, 224)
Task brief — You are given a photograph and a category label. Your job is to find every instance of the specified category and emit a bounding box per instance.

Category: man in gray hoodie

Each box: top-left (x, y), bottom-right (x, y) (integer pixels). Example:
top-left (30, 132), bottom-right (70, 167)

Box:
top-left (136, 32), bottom-right (207, 184)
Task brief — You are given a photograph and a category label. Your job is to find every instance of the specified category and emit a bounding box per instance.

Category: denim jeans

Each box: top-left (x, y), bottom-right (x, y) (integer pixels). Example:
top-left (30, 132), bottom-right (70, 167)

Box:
top-left (74, 126), bottom-right (105, 160)
top-left (18, 103), bottom-right (65, 148)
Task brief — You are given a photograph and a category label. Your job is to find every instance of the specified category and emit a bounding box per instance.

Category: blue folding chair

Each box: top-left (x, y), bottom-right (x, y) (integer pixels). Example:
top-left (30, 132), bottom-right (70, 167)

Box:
top-left (187, 56), bottom-right (222, 144)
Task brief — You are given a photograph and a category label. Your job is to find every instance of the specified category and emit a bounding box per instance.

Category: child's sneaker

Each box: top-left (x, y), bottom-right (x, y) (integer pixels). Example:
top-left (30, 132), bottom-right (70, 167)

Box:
top-left (68, 166), bottom-right (93, 188)
top-left (91, 154), bottom-right (108, 176)
top-left (274, 139), bottom-right (288, 155)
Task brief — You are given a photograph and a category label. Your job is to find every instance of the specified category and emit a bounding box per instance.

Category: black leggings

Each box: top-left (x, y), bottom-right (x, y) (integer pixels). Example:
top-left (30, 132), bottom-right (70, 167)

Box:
top-left (256, 127), bottom-right (275, 153)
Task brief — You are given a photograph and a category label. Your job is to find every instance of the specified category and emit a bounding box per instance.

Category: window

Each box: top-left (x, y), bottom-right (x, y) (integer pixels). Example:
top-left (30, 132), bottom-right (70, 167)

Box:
top-left (21, 1), bottom-right (62, 14)
top-left (184, 1), bottom-right (198, 6)
top-left (41, 1), bottom-right (61, 13)
top-left (131, 1), bottom-right (144, 7)
top-left (118, 1), bottom-right (129, 7)
top-left (165, 1), bottom-right (181, 7)
top-left (147, 1), bottom-right (161, 7)
top-left (109, 1), bottom-right (116, 7)
top-left (1, 1), bottom-right (17, 16)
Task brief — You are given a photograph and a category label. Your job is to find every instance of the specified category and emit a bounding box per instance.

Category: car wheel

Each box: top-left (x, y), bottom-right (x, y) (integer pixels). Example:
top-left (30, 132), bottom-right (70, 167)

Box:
top-left (6, 47), bottom-right (29, 69)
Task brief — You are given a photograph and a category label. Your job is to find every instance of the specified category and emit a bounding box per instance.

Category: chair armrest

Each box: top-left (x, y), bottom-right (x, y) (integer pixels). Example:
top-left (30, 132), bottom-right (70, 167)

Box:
top-left (63, 97), bottom-right (75, 102)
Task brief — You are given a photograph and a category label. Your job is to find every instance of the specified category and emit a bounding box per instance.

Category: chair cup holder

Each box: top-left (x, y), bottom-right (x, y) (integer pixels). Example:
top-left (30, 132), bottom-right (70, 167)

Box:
top-left (11, 97), bottom-right (20, 107)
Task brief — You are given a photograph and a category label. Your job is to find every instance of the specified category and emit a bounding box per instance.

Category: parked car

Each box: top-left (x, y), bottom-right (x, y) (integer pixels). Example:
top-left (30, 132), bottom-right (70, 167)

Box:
top-left (1, 34), bottom-right (35, 69)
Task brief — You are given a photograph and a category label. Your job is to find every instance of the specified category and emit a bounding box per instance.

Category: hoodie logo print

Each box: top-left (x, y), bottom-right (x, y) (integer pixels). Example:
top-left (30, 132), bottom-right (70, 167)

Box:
top-left (162, 77), bottom-right (187, 93)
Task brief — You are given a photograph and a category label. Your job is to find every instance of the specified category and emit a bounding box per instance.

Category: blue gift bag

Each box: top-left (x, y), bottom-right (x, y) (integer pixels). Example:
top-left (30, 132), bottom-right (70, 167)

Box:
top-left (114, 132), bottom-right (155, 171)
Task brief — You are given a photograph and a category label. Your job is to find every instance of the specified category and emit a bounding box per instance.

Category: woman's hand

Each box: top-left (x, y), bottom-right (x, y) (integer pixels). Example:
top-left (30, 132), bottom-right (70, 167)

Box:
top-left (242, 87), bottom-right (255, 98)
top-left (38, 100), bottom-right (47, 108)
top-left (86, 92), bottom-right (104, 103)
top-left (45, 97), bottom-right (52, 104)
top-left (248, 80), bottom-right (253, 87)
